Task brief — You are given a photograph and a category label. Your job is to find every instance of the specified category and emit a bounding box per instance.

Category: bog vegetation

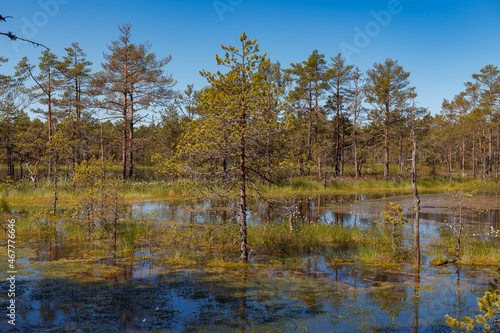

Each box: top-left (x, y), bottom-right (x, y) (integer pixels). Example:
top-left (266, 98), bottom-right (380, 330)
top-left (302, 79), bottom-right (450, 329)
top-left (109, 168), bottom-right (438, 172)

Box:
top-left (1, 23), bottom-right (500, 331)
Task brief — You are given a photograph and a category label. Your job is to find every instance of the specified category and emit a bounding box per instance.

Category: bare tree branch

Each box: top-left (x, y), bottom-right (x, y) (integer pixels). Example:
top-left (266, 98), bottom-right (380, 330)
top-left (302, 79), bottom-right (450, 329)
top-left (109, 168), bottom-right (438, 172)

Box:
top-left (1, 14), bottom-right (49, 50)
top-left (0, 32), bottom-right (49, 50)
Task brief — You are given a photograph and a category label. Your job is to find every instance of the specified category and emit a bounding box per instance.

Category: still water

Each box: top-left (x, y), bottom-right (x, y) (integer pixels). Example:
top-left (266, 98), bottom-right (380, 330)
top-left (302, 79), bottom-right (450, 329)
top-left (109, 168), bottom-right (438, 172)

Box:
top-left (2, 192), bottom-right (500, 332)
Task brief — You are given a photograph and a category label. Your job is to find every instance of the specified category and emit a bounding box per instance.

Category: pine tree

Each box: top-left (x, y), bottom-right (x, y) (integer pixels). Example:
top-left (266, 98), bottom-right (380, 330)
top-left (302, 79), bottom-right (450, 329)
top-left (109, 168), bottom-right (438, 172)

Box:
top-left (178, 33), bottom-right (282, 262)
top-left (327, 53), bottom-right (354, 176)
top-left (17, 51), bottom-right (62, 181)
top-left (473, 65), bottom-right (500, 178)
top-left (347, 67), bottom-right (364, 178)
top-left (93, 23), bottom-right (174, 179)
top-left (0, 57), bottom-right (30, 178)
top-left (365, 58), bottom-right (411, 181)
top-left (287, 50), bottom-right (328, 171)
top-left (58, 42), bottom-right (92, 119)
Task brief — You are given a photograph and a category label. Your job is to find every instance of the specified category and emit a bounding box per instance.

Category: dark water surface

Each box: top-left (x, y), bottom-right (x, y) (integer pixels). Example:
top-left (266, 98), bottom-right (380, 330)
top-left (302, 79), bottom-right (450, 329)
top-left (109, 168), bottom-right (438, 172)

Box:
top-left (2, 192), bottom-right (500, 332)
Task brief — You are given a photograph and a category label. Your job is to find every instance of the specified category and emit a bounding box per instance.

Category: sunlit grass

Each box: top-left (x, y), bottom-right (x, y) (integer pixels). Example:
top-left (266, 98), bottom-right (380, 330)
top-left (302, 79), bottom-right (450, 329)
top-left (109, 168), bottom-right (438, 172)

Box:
top-left (460, 238), bottom-right (500, 265)
top-left (247, 222), bottom-right (406, 265)
top-left (254, 177), bottom-right (500, 199)
top-left (2, 170), bottom-right (500, 212)
top-left (428, 233), bottom-right (500, 266)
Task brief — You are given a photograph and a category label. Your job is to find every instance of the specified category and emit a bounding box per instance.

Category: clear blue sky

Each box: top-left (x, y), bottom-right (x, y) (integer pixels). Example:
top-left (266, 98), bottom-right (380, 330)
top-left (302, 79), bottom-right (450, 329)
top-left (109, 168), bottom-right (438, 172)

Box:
top-left (2, 0), bottom-right (499, 115)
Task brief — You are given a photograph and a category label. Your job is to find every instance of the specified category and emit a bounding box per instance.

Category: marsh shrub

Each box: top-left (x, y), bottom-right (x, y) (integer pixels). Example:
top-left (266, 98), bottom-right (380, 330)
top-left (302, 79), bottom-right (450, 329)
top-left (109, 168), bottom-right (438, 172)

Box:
top-left (446, 289), bottom-right (500, 332)
top-left (160, 221), bottom-right (239, 258)
top-left (119, 223), bottom-right (140, 252)
top-left (74, 156), bottom-right (127, 251)
top-left (0, 198), bottom-right (11, 214)
top-left (377, 203), bottom-right (408, 260)
top-left (250, 223), bottom-right (298, 256)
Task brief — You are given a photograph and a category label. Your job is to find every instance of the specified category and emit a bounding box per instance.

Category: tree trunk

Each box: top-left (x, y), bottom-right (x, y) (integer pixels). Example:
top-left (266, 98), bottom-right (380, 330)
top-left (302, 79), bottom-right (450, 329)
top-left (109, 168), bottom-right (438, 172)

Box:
top-left (353, 92), bottom-right (359, 179)
top-left (496, 124), bottom-right (499, 179)
top-left (340, 130), bottom-right (345, 176)
top-left (87, 210), bottom-right (92, 241)
top-left (448, 148), bottom-right (453, 181)
top-left (239, 83), bottom-right (248, 262)
top-left (317, 155), bottom-right (321, 180)
top-left (239, 128), bottom-right (248, 263)
top-left (472, 129), bottom-right (476, 179)
top-left (113, 205), bottom-right (118, 253)
top-left (412, 271), bottom-right (420, 333)
top-left (128, 129), bottom-right (134, 179)
top-left (7, 148), bottom-right (13, 178)
top-left (122, 116), bottom-right (127, 180)
top-left (128, 100), bottom-right (134, 179)
top-left (121, 57), bottom-right (129, 180)
top-left (314, 91), bottom-right (319, 146)
top-left (411, 106), bottom-right (420, 268)
top-left (26, 162), bottom-right (38, 189)
top-left (53, 157), bottom-right (58, 215)
top-left (266, 121), bottom-right (271, 179)
top-left (461, 140), bottom-right (465, 177)
top-left (489, 114), bottom-right (493, 178)
top-left (307, 94), bottom-right (313, 164)
top-left (222, 155), bottom-right (227, 179)
top-left (392, 221), bottom-right (396, 259)
top-left (75, 72), bottom-right (81, 119)
top-left (456, 194), bottom-right (463, 259)
top-left (399, 131), bottom-right (403, 176)
top-left (19, 158), bottom-right (23, 179)
top-left (384, 112), bottom-right (390, 181)
top-left (335, 106), bottom-right (340, 176)
top-left (47, 68), bottom-right (53, 183)
top-left (482, 137), bottom-right (487, 183)
top-left (354, 140), bottom-right (358, 179)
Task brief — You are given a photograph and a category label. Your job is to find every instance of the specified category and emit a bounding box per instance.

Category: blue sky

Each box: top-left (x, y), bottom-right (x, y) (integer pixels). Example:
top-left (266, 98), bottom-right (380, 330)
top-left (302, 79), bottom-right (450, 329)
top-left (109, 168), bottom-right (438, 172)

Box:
top-left (1, 0), bottom-right (499, 115)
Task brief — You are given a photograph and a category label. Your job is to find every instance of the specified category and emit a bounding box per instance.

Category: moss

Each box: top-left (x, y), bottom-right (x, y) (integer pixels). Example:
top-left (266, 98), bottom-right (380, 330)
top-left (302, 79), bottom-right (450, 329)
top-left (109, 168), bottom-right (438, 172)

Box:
top-left (330, 258), bottom-right (355, 265)
top-left (207, 260), bottom-right (251, 269)
top-left (161, 257), bottom-right (198, 266)
top-left (429, 258), bottom-right (455, 266)
top-left (32, 258), bottom-right (126, 280)
top-left (437, 270), bottom-right (454, 275)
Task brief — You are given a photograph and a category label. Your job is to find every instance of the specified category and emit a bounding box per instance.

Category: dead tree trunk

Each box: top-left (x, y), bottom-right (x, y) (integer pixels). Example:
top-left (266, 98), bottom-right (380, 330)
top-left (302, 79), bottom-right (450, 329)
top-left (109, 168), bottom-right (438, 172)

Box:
top-left (411, 103), bottom-right (420, 268)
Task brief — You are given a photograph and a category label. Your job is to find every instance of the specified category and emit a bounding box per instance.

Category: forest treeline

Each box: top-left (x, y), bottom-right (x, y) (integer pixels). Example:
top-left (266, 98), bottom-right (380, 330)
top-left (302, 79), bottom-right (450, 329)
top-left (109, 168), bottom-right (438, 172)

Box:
top-left (1, 25), bottom-right (499, 185)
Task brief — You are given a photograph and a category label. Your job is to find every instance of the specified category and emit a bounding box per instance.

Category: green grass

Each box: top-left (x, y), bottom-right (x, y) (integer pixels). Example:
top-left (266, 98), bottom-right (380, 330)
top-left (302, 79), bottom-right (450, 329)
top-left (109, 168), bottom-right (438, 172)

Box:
top-left (428, 234), bottom-right (500, 266)
top-left (460, 239), bottom-right (500, 265)
top-left (122, 179), bottom-right (186, 199)
top-left (0, 178), bottom-right (186, 210)
top-left (14, 210), bottom-right (407, 266)
top-left (119, 223), bottom-right (141, 252)
top-left (2, 166), bottom-right (500, 211)
top-left (8, 206), bottom-right (498, 272)
top-left (2, 162), bottom-right (499, 269)
top-left (254, 177), bottom-right (500, 199)
top-left (247, 222), bottom-right (406, 265)
top-left (154, 220), bottom-right (411, 266)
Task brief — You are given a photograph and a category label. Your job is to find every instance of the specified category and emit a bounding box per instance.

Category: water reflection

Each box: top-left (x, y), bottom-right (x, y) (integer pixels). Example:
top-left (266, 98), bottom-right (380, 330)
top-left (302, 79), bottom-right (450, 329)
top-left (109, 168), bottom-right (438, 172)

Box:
top-left (132, 193), bottom-right (500, 240)
top-left (4, 252), bottom-right (498, 332)
top-left (4, 192), bottom-right (500, 332)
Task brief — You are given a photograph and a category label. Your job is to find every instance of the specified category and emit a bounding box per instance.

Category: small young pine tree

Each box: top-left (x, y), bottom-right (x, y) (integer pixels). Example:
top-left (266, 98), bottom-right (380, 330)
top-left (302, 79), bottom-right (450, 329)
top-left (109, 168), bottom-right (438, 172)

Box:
top-left (446, 289), bottom-right (500, 332)
top-left (377, 203), bottom-right (408, 260)
top-left (74, 156), bottom-right (126, 251)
